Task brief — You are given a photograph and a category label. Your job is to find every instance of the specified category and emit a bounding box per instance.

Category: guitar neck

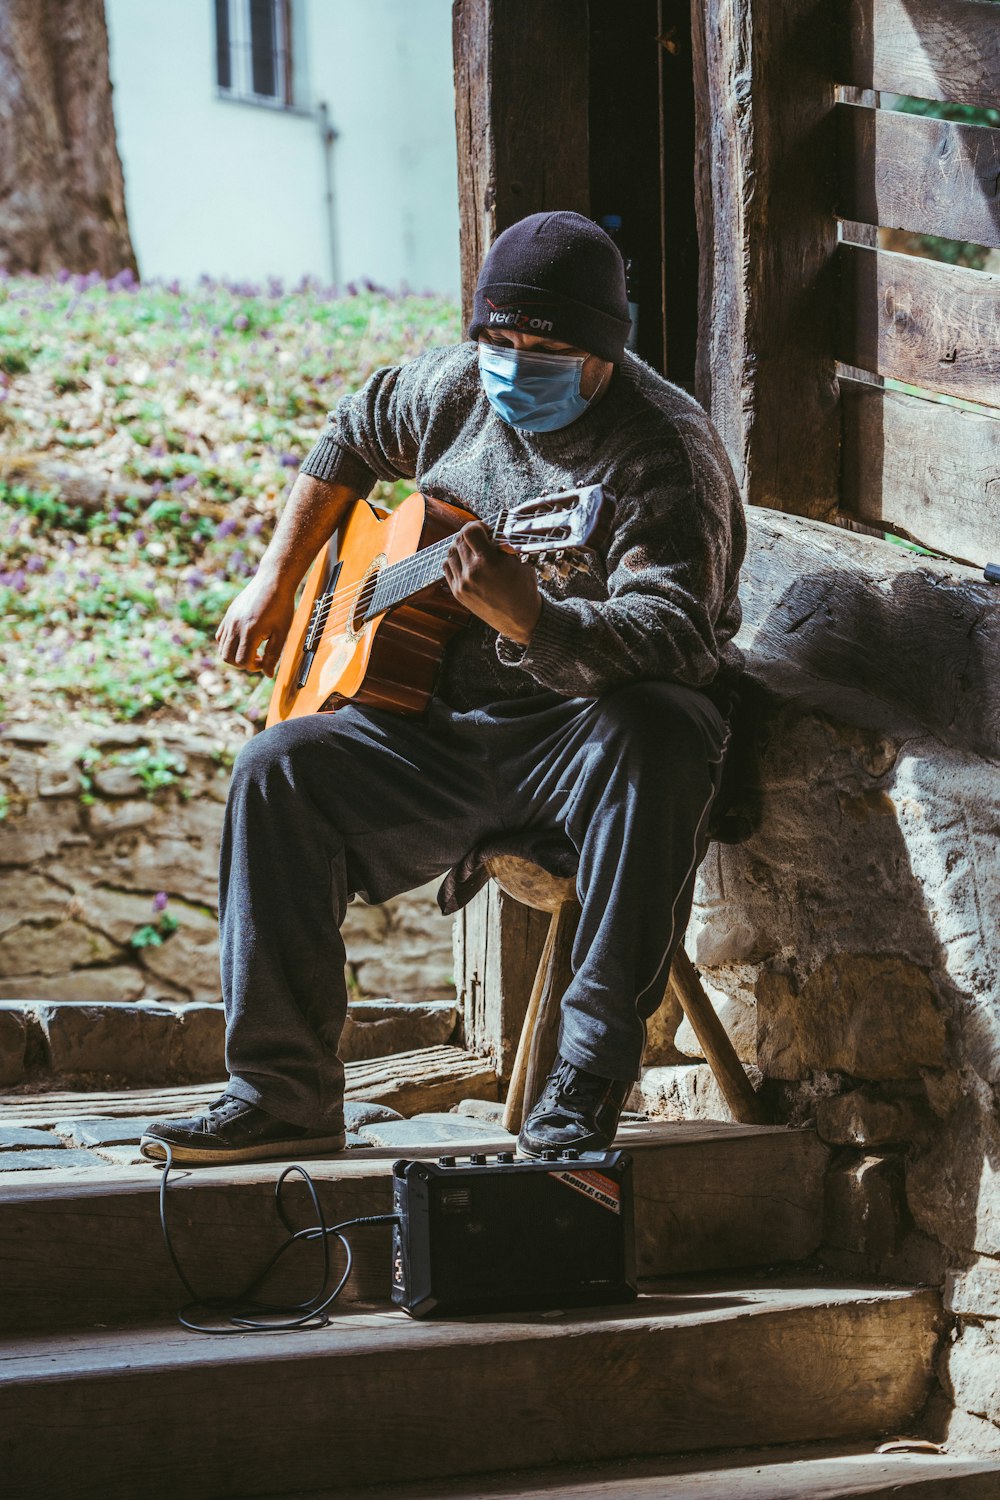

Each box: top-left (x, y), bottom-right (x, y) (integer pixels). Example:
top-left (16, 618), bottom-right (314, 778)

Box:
top-left (364, 508), bottom-right (509, 620)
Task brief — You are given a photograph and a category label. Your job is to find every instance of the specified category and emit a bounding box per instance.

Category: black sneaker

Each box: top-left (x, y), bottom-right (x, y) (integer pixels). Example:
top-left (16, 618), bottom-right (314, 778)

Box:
top-left (139, 1093), bottom-right (347, 1166)
top-left (518, 1056), bottom-right (631, 1158)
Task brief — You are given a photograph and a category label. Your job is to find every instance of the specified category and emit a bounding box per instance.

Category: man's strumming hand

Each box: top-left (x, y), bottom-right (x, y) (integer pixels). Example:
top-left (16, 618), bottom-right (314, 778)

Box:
top-left (215, 569), bottom-right (296, 677)
top-left (442, 520), bottom-right (542, 646)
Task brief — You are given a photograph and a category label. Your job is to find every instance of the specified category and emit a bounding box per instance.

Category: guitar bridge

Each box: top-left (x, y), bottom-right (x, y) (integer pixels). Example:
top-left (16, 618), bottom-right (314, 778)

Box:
top-left (297, 562), bottom-right (342, 689)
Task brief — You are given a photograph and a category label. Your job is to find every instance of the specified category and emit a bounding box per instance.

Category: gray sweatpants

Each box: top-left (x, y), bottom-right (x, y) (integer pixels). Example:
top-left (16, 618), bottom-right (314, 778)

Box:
top-left (221, 682), bottom-right (729, 1130)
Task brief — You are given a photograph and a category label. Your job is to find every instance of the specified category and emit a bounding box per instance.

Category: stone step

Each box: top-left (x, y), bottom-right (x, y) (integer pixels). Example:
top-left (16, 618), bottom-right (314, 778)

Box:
top-left (0, 996), bottom-right (458, 1088)
top-left (263, 1440), bottom-right (1000, 1499)
top-left (0, 1278), bottom-right (943, 1499)
top-left (0, 1120), bottom-right (828, 1331)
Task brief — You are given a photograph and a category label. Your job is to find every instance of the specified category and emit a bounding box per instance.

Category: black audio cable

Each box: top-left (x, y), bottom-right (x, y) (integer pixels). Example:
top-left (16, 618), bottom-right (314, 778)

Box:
top-left (156, 1143), bottom-right (400, 1335)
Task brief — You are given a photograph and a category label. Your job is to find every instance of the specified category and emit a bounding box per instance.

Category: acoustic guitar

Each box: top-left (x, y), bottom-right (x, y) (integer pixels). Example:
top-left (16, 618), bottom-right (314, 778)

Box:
top-left (266, 484), bottom-right (614, 725)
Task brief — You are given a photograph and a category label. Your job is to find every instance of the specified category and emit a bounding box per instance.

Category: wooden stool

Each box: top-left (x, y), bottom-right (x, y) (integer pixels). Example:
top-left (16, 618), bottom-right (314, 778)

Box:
top-left (483, 843), bottom-right (770, 1134)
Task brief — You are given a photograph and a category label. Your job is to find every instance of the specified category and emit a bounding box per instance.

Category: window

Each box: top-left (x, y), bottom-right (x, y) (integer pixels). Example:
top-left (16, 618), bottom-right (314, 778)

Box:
top-left (214, 0), bottom-right (294, 108)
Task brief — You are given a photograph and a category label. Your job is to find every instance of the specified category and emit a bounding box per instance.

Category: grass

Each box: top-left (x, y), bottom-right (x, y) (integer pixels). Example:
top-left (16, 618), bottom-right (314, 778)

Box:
top-left (0, 269), bottom-right (460, 734)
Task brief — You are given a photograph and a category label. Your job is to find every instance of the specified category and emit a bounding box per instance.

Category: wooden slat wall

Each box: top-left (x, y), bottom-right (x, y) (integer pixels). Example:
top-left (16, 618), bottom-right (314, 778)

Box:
top-left (837, 0), bottom-right (1000, 110)
top-left (841, 379), bottom-right (1000, 560)
top-left (838, 243), bottom-right (1000, 408)
top-left (837, 103), bottom-right (1000, 248)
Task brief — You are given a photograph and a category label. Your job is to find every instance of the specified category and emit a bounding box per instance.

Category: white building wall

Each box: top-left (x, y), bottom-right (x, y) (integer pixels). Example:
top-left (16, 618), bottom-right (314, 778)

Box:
top-left (104, 0), bottom-right (461, 296)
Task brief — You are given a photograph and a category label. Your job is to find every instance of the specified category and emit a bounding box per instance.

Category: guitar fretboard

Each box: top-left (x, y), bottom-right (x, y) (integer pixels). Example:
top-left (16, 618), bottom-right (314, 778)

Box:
top-left (363, 508), bottom-right (510, 620)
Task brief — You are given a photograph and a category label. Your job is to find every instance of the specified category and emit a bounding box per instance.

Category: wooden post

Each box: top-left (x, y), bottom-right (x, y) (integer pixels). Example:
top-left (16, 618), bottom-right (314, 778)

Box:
top-left (690, 0), bottom-right (841, 519)
top-left (452, 0), bottom-right (591, 327)
top-left (453, 883), bottom-right (550, 1084)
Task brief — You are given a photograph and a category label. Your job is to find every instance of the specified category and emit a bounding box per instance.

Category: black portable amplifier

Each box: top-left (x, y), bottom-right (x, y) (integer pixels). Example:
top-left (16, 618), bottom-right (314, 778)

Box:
top-left (390, 1148), bottom-right (636, 1318)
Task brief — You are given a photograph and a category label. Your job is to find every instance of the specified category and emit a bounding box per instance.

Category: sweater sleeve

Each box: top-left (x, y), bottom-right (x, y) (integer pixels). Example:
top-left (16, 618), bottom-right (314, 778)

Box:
top-left (495, 433), bottom-right (735, 697)
top-left (299, 348), bottom-right (450, 492)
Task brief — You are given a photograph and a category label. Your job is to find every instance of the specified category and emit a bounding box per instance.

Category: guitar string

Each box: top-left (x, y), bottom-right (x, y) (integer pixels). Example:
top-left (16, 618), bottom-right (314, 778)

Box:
top-left (309, 516), bottom-right (578, 645)
top-left (304, 509), bottom-right (508, 638)
top-left (305, 505), bottom-right (516, 637)
top-left (305, 507), bottom-right (582, 645)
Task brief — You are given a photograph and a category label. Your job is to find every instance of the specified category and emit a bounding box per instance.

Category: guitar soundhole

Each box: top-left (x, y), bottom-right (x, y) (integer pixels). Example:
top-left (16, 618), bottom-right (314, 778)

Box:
top-left (350, 556), bottom-right (386, 637)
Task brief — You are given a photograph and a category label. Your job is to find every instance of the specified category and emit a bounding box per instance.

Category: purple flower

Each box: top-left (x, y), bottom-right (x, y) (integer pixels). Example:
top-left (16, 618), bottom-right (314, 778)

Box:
top-left (245, 516), bottom-right (264, 535)
top-left (279, 452), bottom-right (299, 468)
top-left (26, 556), bottom-right (45, 573)
top-left (152, 891), bottom-right (169, 913)
top-left (105, 353), bottom-right (119, 366)
top-left (11, 570), bottom-right (26, 592)
top-left (150, 480), bottom-right (164, 495)
top-left (167, 279), bottom-right (182, 295)
top-left (214, 517), bottom-right (238, 540)
top-left (134, 529), bottom-right (146, 546)
top-left (56, 268), bottom-right (71, 284)
top-left (185, 568), bottom-right (205, 587)
top-left (174, 473), bottom-right (198, 492)
top-left (228, 548), bottom-right (247, 576)
top-left (233, 313), bottom-right (249, 331)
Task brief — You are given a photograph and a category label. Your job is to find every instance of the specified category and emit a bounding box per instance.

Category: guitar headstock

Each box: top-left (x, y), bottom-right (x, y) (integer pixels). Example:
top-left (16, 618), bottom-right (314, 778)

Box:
top-left (499, 484), bottom-right (616, 580)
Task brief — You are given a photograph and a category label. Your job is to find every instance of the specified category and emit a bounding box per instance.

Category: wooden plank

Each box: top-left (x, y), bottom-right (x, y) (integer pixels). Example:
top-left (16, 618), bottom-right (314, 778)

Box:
top-left (346, 1443), bottom-right (1000, 1500)
top-left (838, 242), bottom-right (1000, 408)
top-left (691, 0), bottom-right (841, 519)
top-left (837, 102), bottom-right (1000, 249)
top-left (0, 1045), bottom-right (498, 1126)
top-left (0, 1122), bottom-right (828, 1331)
top-left (0, 1284), bottom-right (942, 1498)
top-left (841, 378), bottom-right (1000, 564)
top-left (737, 507), bottom-right (1000, 762)
top-left (836, 0), bottom-right (1000, 111)
top-left (452, 0), bottom-right (590, 329)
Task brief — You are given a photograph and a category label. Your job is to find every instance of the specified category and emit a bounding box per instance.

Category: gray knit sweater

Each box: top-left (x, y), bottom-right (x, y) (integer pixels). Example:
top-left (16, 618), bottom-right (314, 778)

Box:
top-left (299, 342), bottom-right (746, 712)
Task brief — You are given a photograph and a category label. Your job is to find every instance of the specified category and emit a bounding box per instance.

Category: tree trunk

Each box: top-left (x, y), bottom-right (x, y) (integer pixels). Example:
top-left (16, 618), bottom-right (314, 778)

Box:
top-left (0, 0), bottom-right (137, 277)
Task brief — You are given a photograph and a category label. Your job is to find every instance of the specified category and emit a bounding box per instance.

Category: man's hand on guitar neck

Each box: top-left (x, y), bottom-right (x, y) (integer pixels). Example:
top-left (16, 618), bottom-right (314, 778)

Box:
top-left (442, 520), bottom-right (542, 647)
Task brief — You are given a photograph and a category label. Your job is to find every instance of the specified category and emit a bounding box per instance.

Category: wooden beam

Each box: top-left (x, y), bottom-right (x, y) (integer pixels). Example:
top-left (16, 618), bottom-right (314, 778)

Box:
top-left (836, 0), bottom-right (1000, 112)
top-left (691, 0), bottom-right (841, 520)
top-left (837, 103), bottom-right (1000, 249)
top-left (452, 0), bottom-right (590, 330)
top-left (838, 243), bottom-right (1000, 408)
top-left (841, 379), bottom-right (1000, 566)
top-left (737, 507), bottom-right (1000, 763)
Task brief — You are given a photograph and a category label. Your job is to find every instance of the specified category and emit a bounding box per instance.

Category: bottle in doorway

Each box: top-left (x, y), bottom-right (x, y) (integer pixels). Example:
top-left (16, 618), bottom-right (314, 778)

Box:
top-left (600, 214), bottom-right (639, 353)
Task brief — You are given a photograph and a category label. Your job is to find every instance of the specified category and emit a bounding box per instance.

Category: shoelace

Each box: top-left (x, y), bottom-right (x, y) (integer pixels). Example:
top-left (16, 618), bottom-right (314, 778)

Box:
top-left (544, 1059), bottom-right (604, 1108)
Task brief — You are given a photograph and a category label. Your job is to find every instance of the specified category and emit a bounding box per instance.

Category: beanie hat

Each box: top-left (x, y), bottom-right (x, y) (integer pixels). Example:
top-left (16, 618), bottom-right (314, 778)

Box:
top-left (468, 211), bottom-right (630, 363)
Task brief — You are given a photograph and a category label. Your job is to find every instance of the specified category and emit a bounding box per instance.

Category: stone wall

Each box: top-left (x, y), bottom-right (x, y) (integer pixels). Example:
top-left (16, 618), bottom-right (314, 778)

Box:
top-left (0, 723), bottom-right (456, 1007)
top-left (687, 701), bottom-right (1000, 1452)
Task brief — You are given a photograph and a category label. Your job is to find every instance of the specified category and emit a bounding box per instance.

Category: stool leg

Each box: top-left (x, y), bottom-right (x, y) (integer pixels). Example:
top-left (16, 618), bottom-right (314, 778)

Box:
top-left (668, 946), bottom-right (770, 1125)
top-left (502, 913), bottom-right (557, 1135)
top-left (521, 899), bottom-right (580, 1124)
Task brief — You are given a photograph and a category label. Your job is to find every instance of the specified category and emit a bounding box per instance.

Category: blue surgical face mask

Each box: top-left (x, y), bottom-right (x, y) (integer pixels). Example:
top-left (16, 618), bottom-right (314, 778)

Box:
top-left (478, 342), bottom-right (593, 432)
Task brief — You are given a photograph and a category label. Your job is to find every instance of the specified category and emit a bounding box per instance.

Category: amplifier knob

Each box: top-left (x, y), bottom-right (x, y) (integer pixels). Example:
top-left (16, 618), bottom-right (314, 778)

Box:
top-left (469, 1153), bottom-right (487, 1165)
top-left (496, 1150), bottom-right (514, 1163)
top-left (438, 1155), bottom-right (456, 1167)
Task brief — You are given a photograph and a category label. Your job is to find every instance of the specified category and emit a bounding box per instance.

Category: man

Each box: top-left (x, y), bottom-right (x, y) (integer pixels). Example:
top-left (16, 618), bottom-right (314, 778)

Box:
top-left (140, 211), bottom-right (746, 1167)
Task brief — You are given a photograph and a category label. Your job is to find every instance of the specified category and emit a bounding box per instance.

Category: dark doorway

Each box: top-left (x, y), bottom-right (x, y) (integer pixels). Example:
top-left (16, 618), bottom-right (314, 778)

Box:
top-left (587, 0), bottom-right (698, 389)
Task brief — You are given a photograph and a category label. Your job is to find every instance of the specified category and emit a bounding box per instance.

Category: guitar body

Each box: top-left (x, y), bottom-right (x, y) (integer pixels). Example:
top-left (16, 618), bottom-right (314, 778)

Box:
top-left (267, 491), bottom-right (472, 726)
